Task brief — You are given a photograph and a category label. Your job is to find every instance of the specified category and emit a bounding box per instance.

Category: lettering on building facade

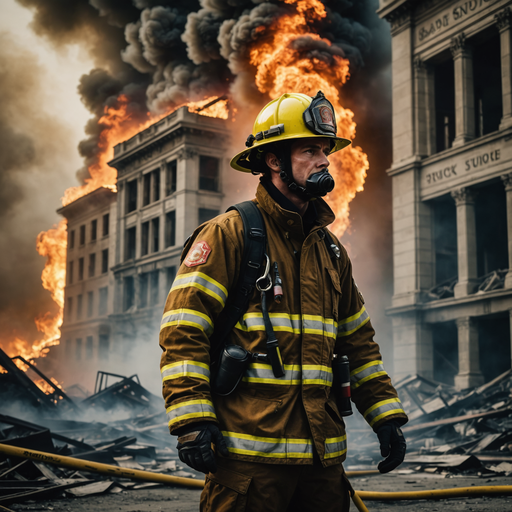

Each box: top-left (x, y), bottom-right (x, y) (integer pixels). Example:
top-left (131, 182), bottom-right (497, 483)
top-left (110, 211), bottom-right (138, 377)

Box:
top-left (417, 0), bottom-right (494, 42)
top-left (424, 149), bottom-right (501, 185)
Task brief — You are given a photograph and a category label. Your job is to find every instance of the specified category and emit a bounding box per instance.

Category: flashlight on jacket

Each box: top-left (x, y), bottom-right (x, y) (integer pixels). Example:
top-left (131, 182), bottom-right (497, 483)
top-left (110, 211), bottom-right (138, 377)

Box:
top-left (332, 354), bottom-right (353, 417)
top-left (273, 262), bottom-right (283, 303)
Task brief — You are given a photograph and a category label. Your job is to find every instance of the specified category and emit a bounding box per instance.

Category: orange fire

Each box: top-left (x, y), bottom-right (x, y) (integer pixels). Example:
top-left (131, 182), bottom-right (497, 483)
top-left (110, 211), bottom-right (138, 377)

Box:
top-left (7, 0), bottom-right (367, 366)
top-left (5, 95), bottom-right (229, 364)
top-left (250, 0), bottom-right (368, 236)
top-left (34, 377), bottom-right (63, 396)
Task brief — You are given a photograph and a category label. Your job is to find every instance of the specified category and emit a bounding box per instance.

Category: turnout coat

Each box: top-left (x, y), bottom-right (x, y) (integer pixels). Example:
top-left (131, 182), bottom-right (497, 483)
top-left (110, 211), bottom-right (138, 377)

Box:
top-left (159, 182), bottom-right (407, 467)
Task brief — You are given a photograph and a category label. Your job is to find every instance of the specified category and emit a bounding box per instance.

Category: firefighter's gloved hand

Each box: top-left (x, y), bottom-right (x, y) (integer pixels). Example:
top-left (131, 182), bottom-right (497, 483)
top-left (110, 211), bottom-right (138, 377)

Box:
top-left (376, 420), bottom-right (406, 473)
top-left (176, 423), bottom-right (229, 474)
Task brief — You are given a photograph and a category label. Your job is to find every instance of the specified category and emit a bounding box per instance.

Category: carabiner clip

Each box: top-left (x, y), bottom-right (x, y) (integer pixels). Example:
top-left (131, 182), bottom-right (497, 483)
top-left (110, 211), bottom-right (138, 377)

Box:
top-left (256, 254), bottom-right (272, 292)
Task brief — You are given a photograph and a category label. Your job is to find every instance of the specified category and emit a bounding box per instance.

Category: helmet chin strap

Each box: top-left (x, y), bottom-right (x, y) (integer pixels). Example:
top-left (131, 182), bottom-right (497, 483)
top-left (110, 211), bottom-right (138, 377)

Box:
top-left (275, 145), bottom-right (314, 201)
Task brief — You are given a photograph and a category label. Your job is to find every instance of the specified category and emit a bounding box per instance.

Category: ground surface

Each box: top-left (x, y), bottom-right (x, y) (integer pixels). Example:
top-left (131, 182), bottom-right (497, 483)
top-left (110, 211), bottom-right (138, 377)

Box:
top-left (7, 472), bottom-right (512, 511)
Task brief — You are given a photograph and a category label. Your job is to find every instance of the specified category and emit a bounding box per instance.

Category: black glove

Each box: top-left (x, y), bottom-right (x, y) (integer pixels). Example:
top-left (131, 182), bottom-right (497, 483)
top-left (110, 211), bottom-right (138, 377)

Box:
top-left (176, 423), bottom-right (229, 474)
top-left (376, 420), bottom-right (406, 473)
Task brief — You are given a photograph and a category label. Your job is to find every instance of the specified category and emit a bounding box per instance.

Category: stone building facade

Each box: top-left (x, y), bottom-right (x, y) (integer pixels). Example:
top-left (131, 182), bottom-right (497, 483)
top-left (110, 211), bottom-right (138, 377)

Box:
top-left (57, 107), bottom-right (232, 389)
top-left (378, 0), bottom-right (512, 387)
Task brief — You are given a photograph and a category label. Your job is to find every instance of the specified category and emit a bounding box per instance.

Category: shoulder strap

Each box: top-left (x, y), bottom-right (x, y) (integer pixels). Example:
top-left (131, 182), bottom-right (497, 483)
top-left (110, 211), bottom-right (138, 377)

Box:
top-left (209, 201), bottom-right (266, 363)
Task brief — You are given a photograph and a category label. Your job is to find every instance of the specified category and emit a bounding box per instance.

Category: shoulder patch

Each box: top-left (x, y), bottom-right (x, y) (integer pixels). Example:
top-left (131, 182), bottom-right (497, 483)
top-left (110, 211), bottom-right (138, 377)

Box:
top-left (184, 241), bottom-right (212, 267)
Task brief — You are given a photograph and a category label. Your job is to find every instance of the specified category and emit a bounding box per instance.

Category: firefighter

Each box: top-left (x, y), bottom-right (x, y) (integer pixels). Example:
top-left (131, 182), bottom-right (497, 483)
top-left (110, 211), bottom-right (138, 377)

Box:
top-left (159, 91), bottom-right (408, 511)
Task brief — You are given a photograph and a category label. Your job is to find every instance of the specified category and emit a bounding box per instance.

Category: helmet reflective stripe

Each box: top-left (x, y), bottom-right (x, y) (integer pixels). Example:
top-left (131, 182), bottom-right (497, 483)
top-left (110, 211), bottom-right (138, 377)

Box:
top-left (230, 91), bottom-right (351, 173)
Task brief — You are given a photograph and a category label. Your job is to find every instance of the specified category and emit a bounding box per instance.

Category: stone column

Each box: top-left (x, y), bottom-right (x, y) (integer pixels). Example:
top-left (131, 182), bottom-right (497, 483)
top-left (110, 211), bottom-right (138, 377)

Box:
top-left (451, 33), bottom-right (475, 147)
top-left (497, 7), bottom-right (512, 129)
top-left (502, 174), bottom-right (512, 288)
top-left (454, 317), bottom-right (484, 389)
top-left (413, 57), bottom-right (429, 157)
top-left (158, 268), bottom-right (168, 307)
top-left (451, 188), bottom-right (479, 297)
top-left (509, 310), bottom-right (512, 371)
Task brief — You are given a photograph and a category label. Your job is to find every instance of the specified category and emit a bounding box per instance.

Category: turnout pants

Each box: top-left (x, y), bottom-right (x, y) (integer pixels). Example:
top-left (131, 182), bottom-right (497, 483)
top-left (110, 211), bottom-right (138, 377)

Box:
top-left (200, 458), bottom-right (351, 512)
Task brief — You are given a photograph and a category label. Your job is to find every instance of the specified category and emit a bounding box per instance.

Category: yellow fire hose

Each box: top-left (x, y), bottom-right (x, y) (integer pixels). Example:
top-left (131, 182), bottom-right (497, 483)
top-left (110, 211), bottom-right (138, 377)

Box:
top-left (1, 443), bottom-right (512, 512)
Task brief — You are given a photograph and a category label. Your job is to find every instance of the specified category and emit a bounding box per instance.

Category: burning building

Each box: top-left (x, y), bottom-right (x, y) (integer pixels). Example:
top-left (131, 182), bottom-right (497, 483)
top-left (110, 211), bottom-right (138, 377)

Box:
top-left (56, 105), bottom-right (233, 389)
top-left (379, 0), bottom-right (512, 388)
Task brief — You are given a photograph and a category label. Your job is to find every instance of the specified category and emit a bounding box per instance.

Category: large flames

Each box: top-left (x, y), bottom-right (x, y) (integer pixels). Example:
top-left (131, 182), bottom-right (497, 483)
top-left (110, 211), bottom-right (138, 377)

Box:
top-left (3, 0), bottom-right (368, 371)
top-left (251, 0), bottom-right (368, 236)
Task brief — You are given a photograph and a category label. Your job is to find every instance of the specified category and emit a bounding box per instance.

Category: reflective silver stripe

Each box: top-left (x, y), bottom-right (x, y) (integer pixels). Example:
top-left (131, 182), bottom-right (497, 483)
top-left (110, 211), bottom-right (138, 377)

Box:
top-left (350, 360), bottom-right (387, 389)
top-left (160, 308), bottom-right (213, 336)
top-left (338, 306), bottom-right (370, 337)
top-left (364, 398), bottom-right (405, 428)
top-left (241, 363), bottom-right (332, 386)
top-left (324, 435), bottom-right (347, 459)
top-left (242, 363), bottom-right (302, 385)
top-left (222, 431), bottom-right (314, 459)
top-left (236, 313), bottom-right (335, 339)
top-left (303, 315), bottom-right (337, 340)
top-left (166, 399), bottom-right (217, 427)
top-left (161, 361), bottom-right (210, 383)
top-left (302, 365), bottom-right (333, 386)
top-left (171, 272), bottom-right (228, 307)
top-left (236, 313), bottom-right (301, 334)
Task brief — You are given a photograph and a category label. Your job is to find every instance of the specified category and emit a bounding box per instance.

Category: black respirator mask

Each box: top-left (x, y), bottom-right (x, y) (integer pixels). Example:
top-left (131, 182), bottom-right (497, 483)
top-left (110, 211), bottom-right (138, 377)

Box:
top-left (278, 91), bottom-right (337, 200)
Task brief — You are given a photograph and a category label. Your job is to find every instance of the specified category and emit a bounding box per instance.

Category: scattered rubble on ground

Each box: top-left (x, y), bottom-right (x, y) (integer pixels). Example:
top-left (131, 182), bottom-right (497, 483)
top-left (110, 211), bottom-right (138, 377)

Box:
top-left (0, 349), bottom-right (198, 507)
top-left (345, 370), bottom-right (512, 477)
top-left (2, 347), bottom-right (512, 507)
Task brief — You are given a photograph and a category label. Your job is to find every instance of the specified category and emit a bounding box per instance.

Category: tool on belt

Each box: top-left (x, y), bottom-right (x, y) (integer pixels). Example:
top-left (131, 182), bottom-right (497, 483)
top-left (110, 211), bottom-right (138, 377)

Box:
top-left (332, 354), bottom-right (353, 417)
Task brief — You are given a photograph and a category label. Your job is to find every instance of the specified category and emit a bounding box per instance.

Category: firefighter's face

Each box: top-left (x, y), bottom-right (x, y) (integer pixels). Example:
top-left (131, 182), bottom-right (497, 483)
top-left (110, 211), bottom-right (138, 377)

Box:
top-left (289, 138), bottom-right (331, 187)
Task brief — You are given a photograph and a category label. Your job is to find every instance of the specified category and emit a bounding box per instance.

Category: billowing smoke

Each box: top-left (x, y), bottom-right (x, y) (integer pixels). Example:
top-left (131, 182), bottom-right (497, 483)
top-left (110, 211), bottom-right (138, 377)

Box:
top-left (5, 0), bottom-right (396, 377)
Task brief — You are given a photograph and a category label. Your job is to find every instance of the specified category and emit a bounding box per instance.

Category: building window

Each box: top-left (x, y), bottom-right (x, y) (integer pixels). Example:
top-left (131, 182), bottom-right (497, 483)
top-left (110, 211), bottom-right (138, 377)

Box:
top-left (153, 169), bottom-right (161, 202)
top-left (76, 338), bottom-right (82, 361)
top-left (102, 249), bottom-right (109, 274)
top-left (99, 333), bottom-right (109, 360)
top-left (432, 321), bottom-right (458, 386)
top-left (126, 179), bottom-right (138, 213)
top-left (143, 172), bottom-right (151, 206)
top-left (141, 221), bottom-right (150, 256)
top-left (102, 213), bottom-right (109, 236)
top-left (88, 253), bottom-right (96, 277)
top-left (86, 336), bottom-right (93, 360)
top-left (473, 33), bottom-right (502, 138)
top-left (91, 219), bottom-right (97, 242)
top-left (150, 271), bottom-right (159, 306)
top-left (199, 208), bottom-right (219, 225)
top-left (79, 225), bottom-right (86, 246)
top-left (475, 182), bottom-right (508, 277)
top-left (140, 273), bottom-right (149, 308)
top-left (68, 261), bottom-right (74, 285)
top-left (199, 156), bottom-right (219, 191)
top-left (87, 291), bottom-right (93, 318)
top-left (167, 266), bottom-right (177, 291)
top-left (433, 195), bottom-right (457, 288)
top-left (434, 57), bottom-right (455, 153)
top-left (69, 230), bottom-right (75, 249)
top-left (165, 211), bottom-right (176, 248)
top-left (65, 339), bottom-right (72, 358)
top-left (125, 227), bottom-right (136, 261)
top-left (152, 217), bottom-right (160, 253)
top-left (77, 294), bottom-right (83, 319)
top-left (166, 161), bottom-right (177, 196)
top-left (124, 276), bottom-right (135, 311)
top-left (99, 287), bottom-right (108, 315)
top-left (67, 297), bottom-right (73, 321)
top-left (78, 258), bottom-right (84, 281)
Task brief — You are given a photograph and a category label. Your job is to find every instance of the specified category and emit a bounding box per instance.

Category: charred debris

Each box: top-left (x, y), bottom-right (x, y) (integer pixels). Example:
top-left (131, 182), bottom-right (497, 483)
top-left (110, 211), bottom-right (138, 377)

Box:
top-left (2, 345), bottom-right (512, 506)
top-left (0, 347), bottom-right (199, 506)
top-left (345, 369), bottom-right (512, 477)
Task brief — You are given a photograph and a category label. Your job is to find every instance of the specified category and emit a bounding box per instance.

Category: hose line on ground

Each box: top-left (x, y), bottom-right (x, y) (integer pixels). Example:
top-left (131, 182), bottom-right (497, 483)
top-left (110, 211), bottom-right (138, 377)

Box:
top-left (1, 443), bottom-right (512, 512)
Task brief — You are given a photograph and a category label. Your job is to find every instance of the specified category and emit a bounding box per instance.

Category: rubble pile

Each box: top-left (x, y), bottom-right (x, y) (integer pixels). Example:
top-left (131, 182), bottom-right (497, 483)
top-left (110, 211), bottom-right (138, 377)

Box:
top-left (0, 349), bottom-right (198, 507)
top-left (345, 370), bottom-right (512, 476)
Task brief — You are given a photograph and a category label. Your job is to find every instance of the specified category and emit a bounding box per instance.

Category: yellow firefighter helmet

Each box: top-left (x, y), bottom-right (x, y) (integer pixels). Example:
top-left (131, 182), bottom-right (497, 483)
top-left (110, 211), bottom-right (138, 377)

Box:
top-left (230, 91), bottom-right (351, 173)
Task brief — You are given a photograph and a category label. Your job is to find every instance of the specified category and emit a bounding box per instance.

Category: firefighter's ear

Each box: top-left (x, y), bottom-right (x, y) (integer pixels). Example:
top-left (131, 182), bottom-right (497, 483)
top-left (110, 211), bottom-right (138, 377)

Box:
top-left (265, 152), bottom-right (281, 172)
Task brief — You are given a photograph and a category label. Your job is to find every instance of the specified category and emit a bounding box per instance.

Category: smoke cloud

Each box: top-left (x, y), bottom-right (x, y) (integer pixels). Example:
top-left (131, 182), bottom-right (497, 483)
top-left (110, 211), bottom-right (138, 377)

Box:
top-left (5, 0), bottom-right (397, 379)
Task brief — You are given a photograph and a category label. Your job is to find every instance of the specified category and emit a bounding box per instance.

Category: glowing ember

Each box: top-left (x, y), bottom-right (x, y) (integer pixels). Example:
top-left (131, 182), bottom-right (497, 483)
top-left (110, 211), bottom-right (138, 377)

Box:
top-left (34, 377), bottom-right (63, 395)
top-left (250, 0), bottom-right (369, 237)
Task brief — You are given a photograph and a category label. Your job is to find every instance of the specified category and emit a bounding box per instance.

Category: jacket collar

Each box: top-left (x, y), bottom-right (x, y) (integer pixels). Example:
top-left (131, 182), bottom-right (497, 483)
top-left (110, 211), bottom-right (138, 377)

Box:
top-left (255, 181), bottom-right (335, 236)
